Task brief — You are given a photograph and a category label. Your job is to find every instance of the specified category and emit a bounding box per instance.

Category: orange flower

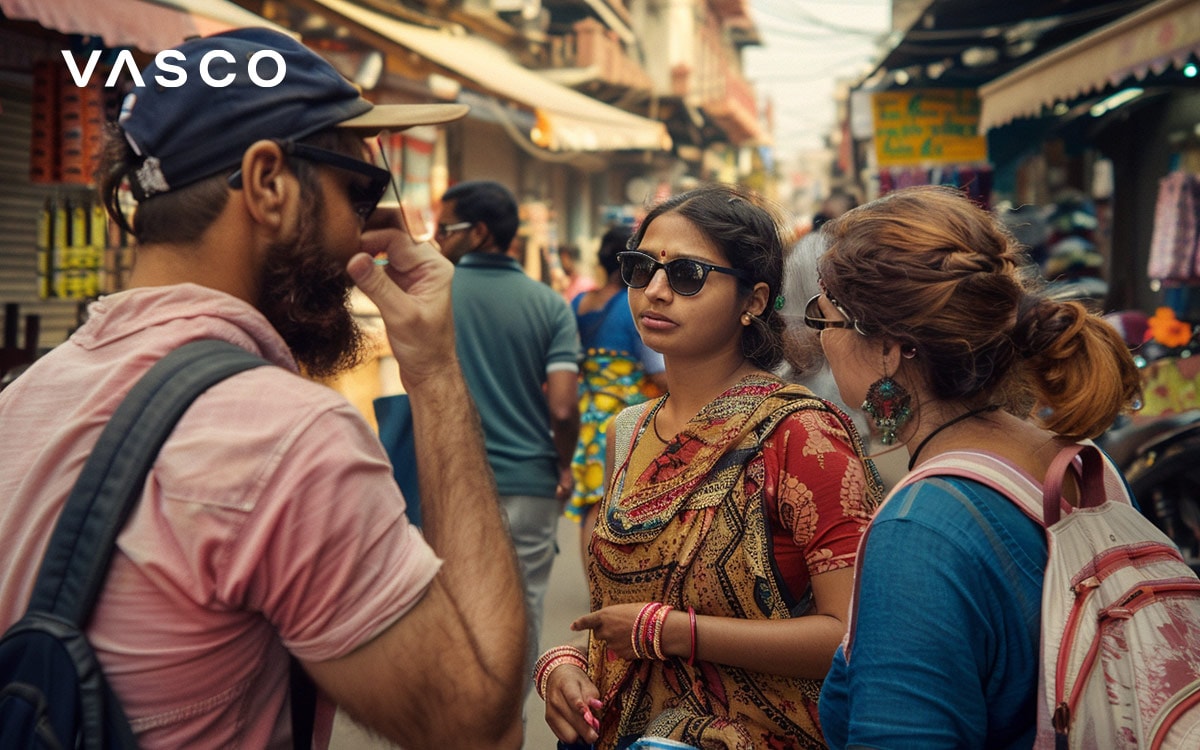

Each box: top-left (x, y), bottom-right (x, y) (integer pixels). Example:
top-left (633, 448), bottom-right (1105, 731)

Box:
top-left (1147, 307), bottom-right (1193, 348)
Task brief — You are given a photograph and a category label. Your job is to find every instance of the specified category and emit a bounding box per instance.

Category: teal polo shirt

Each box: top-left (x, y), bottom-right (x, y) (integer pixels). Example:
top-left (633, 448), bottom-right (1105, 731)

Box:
top-left (452, 252), bottom-right (580, 497)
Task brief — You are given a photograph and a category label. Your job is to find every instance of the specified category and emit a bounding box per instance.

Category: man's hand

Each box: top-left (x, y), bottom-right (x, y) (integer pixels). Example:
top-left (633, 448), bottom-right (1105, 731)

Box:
top-left (556, 465), bottom-right (574, 505)
top-left (347, 203), bottom-right (455, 391)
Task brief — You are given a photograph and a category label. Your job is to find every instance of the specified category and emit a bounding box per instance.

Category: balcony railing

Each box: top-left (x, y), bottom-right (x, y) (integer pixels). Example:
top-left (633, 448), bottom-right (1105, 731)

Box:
top-left (672, 23), bottom-right (760, 143)
top-left (543, 18), bottom-right (651, 93)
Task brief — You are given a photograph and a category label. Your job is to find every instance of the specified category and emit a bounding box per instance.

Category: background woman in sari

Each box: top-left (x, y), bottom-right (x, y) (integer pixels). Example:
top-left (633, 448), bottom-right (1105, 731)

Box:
top-left (568, 225), bottom-right (669, 562)
top-left (536, 184), bottom-right (883, 750)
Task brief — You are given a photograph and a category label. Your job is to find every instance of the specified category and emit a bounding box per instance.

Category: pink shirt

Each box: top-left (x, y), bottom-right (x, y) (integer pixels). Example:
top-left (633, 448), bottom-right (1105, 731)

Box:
top-left (0, 284), bottom-right (442, 748)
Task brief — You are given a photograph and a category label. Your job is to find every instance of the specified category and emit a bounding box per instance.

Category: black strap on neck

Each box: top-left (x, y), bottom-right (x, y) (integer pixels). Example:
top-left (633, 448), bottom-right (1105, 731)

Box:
top-left (907, 404), bottom-right (1001, 471)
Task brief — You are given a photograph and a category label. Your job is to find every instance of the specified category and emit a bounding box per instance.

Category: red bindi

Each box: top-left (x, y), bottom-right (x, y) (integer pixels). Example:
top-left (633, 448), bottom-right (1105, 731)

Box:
top-left (659, 250), bottom-right (667, 259)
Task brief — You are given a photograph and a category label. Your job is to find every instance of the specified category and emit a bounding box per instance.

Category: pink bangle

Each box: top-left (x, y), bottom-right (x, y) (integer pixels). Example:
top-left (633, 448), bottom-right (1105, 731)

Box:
top-left (533, 645), bottom-right (587, 700)
top-left (633, 602), bottom-right (662, 659)
top-left (687, 606), bottom-right (697, 665)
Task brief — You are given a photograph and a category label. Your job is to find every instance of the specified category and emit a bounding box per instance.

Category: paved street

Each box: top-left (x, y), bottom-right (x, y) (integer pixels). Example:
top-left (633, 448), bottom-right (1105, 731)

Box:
top-left (329, 515), bottom-right (589, 750)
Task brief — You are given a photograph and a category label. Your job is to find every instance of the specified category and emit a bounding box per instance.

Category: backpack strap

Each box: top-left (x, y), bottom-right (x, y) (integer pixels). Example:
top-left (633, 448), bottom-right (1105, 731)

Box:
top-left (844, 445), bottom-right (1112, 661)
top-left (20, 339), bottom-right (323, 750)
top-left (27, 339), bottom-right (268, 624)
top-left (907, 444), bottom-right (1128, 529)
top-left (1041, 443), bottom-right (1108, 525)
top-left (903, 451), bottom-right (1048, 527)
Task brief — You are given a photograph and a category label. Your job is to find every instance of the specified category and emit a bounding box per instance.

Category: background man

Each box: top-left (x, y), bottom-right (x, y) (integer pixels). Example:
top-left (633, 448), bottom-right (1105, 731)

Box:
top-left (0, 28), bottom-right (526, 749)
top-left (436, 181), bottom-right (581, 681)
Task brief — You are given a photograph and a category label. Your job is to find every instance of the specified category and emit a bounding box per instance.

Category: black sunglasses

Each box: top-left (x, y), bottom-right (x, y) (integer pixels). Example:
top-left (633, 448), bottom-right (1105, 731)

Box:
top-left (803, 294), bottom-right (867, 334)
top-left (616, 251), bottom-right (753, 296)
top-left (227, 141), bottom-right (391, 222)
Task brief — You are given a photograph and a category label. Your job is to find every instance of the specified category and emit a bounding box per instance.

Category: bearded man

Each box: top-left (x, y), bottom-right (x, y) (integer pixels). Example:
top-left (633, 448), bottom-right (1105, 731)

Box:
top-left (0, 28), bottom-right (527, 749)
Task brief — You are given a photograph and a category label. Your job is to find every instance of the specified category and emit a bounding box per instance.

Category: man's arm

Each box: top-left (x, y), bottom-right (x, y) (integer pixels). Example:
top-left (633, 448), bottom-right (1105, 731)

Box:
top-left (546, 368), bottom-right (580, 501)
top-left (310, 211), bottom-right (526, 747)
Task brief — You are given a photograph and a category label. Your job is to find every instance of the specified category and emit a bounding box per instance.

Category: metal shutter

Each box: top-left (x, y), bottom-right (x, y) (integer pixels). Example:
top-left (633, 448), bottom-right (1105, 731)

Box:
top-left (1, 80), bottom-right (91, 349)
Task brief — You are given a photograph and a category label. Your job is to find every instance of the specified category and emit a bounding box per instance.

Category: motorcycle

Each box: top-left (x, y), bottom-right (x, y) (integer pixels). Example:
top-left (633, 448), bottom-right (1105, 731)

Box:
top-left (1096, 309), bottom-right (1200, 572)
top-left (1098, 409), bottom-right (1200, 571)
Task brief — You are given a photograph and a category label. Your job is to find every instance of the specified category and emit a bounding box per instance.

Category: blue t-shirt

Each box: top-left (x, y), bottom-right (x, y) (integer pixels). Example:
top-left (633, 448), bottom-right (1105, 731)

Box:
top-left (819, 476), bottom-right (1046, 749)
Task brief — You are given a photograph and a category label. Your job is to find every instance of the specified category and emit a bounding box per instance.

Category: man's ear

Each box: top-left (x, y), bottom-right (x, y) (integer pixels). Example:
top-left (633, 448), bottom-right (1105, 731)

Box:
top-left (237, 140), bottom-right (295, 230)
top-left (466, 221), bottom-right (489, 248)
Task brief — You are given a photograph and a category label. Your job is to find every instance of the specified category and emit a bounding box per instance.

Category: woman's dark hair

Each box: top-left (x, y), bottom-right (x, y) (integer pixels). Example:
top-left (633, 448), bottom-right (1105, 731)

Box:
top-left (630, 183), bottom-right (787, 371)
top-left (818, 185), bottom-right (1140, 439)
top-left (440, 180), bottom-right (520, 252)
top-left (597, 225), bottom-right (633, 276)
top-left (97, 127), bottom-right (366, 244)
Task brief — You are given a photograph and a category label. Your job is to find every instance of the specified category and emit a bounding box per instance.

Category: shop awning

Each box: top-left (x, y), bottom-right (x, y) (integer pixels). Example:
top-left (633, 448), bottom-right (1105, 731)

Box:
top-left (0, 0), bottom-right (292, 53)
top-left (980, 0), bottom-right (1200, 130)
top-left (309, 0), bottom-right (672, 152)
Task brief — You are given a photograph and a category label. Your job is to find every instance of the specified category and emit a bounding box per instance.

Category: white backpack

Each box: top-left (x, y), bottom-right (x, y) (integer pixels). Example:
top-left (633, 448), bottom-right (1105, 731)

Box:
top-left (877, 443), bottom-right (1200, 748)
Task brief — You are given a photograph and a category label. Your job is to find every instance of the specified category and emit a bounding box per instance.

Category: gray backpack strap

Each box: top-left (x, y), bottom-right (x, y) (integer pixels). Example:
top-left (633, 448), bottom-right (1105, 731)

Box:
top-left (29, 339), bottom-right (269, 623)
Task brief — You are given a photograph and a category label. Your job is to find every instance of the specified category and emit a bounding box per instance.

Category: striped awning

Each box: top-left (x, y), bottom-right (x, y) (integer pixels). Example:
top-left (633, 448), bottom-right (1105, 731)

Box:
top-left (0, 0), bottom-right (293, 53)
top-left (980, 0), bottom-right (1200, 130)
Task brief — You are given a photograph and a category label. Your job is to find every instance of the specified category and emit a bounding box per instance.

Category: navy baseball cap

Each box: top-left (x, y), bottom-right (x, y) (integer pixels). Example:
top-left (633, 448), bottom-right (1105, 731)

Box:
top-left (117, 27), bottom-right (468, 199)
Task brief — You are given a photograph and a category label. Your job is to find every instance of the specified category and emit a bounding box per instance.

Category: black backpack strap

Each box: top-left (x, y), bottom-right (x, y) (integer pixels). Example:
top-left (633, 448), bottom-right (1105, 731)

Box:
top-left (290, 657), bottom-right (316, 750)
top-left (26, 339), bottom-right (268, 624)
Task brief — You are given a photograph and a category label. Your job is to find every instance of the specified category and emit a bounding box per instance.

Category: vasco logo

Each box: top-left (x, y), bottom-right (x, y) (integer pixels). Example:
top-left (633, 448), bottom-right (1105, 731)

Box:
top-left (61, 49), bottom-right (286, 88)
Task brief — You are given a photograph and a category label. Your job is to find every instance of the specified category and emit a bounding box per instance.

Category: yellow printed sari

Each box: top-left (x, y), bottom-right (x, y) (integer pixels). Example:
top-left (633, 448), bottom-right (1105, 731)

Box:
top-left (585, 375), bottom-right (882, 749)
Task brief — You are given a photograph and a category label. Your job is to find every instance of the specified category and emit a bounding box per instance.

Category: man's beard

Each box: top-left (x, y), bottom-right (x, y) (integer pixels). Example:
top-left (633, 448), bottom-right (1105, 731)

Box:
top-left (257, 206), bottom-right (367, 380)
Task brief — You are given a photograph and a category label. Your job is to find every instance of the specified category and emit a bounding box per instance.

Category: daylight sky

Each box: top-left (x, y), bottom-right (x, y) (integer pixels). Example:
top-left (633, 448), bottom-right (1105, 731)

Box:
top-left (744, 0), bottom-right (893, 160)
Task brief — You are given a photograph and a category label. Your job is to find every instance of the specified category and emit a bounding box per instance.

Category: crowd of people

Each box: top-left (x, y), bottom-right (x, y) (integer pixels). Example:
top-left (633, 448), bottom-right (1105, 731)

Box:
top-left (0, 25), bottom-right (1149, 750)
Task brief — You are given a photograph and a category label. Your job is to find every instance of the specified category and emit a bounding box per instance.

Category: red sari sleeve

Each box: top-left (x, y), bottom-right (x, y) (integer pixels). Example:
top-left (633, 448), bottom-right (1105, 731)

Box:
top-left (762, 409), bottom-right (874, 589)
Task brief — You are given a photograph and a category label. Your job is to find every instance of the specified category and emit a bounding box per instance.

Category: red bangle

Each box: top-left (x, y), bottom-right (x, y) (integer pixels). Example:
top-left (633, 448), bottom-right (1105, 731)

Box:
top-left (633, 602), bottom-right (661, 659)
top-left (687, 606), bottom-right (697, 665)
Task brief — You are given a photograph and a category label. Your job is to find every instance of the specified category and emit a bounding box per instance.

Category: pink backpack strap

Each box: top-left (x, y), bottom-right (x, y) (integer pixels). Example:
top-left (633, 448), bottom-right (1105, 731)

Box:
top-left (904, 451), bottom-right (1048, 527)
top-left (845, 450), bottom-right (1042, 661)
top-left (843, 445), bottom-right (1126, 661)
top-left (1041, 443), bottom-right (1109, 525)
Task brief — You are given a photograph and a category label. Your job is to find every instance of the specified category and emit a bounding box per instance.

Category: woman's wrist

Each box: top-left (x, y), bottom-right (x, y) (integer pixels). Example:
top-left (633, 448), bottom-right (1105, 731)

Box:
top-left (666, 608), bottom-right (698, 662)
top-left (534, 645), bottom-right (587, 699)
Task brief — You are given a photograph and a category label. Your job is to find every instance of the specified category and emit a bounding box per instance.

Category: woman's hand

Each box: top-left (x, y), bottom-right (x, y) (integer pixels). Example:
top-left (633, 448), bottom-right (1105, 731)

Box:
top-left (571, 602), bottom-right (646, 661)
top-left (544, 664), bottom-right (603, 745)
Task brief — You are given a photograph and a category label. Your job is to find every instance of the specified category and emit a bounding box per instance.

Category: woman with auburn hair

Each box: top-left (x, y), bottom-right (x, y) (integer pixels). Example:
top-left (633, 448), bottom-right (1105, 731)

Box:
top-left (811, 186), bottom-right (1141, 748)
top-left (535, 184), bottom-right (882, 749)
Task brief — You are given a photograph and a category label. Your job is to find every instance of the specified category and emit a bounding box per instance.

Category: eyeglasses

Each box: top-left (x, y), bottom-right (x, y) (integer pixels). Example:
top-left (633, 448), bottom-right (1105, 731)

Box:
top-left (435, 221), bottom-right (472, 238)
top-left (227, 141), bottom-right (391, 222)
top-left (803, 294), bottom-right (867, 335)
top-left (616, 251), bottom-right (753, 297)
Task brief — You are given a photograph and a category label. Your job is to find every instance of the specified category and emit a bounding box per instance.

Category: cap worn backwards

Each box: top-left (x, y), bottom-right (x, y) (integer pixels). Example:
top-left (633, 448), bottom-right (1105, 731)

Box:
top-left (118, 27), bottom-right (468, 199)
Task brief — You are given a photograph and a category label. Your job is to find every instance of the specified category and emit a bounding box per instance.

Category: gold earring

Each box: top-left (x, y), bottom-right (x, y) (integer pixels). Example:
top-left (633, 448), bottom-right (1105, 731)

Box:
top-left (741, 313), bottom-right (752, 326)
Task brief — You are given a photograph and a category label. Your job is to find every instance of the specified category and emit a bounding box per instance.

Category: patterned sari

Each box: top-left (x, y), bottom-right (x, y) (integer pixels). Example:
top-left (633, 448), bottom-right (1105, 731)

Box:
top-left (585, 375), bottom-right (881, 749)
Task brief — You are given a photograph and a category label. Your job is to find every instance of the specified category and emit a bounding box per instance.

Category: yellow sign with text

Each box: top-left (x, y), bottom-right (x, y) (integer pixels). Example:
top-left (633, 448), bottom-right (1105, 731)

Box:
top-left (872, 89), bottom-right (987, 167)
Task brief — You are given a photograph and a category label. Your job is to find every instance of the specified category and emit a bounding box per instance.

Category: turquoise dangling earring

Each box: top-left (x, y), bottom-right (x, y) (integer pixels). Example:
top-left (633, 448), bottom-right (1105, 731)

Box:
top-left (861, 356), bottom-right (912, 445)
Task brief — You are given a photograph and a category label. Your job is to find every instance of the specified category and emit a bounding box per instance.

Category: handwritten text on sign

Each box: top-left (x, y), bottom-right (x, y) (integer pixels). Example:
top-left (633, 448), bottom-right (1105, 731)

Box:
top-left (872, 89), bottom-right (986, 167)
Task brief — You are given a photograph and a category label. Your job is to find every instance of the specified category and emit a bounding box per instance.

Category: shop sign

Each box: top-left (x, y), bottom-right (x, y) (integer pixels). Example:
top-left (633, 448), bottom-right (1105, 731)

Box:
top-left (872, 89), bottom-right (987, 167)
